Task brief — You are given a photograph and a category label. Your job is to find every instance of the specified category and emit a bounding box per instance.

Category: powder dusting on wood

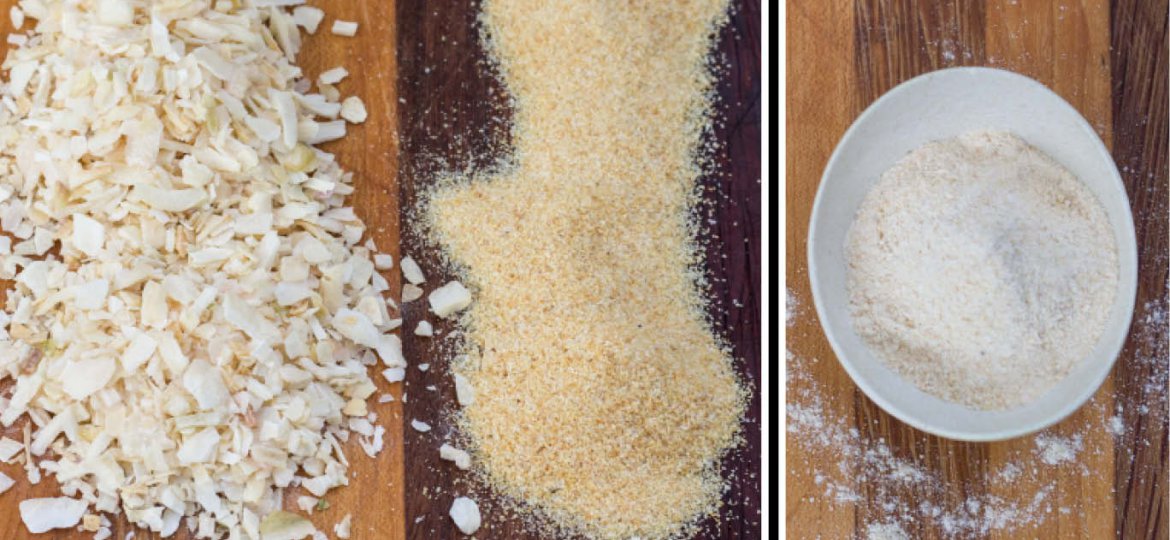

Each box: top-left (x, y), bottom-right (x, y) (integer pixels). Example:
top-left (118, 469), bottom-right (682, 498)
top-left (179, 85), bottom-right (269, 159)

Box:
top-left (788, 288), bottom-right (1169, 536)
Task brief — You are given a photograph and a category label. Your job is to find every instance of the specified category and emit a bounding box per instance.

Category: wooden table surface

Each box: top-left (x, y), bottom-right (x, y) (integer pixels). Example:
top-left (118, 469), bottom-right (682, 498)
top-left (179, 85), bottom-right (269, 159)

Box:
top-left (0, 0), bottom-right (762, 539)
top-left (786, 1), bottom-right (1167, 538)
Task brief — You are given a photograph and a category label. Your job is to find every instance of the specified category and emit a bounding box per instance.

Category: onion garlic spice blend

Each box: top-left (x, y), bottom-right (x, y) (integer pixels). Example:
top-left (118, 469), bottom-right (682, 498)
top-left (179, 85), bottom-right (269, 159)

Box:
top-left (427, 0), bottom-right (746, 538)
top-left (847, 130), bottom-right (1119, 410)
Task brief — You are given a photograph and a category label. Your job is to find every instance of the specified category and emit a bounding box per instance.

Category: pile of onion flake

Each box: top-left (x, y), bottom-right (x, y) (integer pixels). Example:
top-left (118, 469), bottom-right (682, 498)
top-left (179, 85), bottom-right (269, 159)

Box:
top-left (0, 0), bottom-right (402, 538)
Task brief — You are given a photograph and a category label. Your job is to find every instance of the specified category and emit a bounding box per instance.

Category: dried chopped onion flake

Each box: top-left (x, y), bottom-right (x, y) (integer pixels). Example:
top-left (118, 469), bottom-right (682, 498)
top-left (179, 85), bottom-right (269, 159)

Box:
top-left (448, 497), bottom-right (481, 535)
top-left (0, 3), bottom-right (394, 537)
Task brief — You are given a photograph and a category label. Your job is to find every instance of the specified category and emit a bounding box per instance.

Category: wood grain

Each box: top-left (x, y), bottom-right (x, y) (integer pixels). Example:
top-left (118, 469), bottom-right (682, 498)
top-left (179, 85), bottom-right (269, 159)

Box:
top-left (785, 1), bottom-right (859, 537)
top-left (0, 2), bottom-right (405, 539)
top-left (395, 1), bottom-right (510, 538)
top-left (1111, 1), bottom-right (1170, 537)
top-left (786, 0), bottom-right (1168, 538)
top-left (983, 3), bottom-right (1118, 539)
top-left (395, 0), bottom-right (761, 538)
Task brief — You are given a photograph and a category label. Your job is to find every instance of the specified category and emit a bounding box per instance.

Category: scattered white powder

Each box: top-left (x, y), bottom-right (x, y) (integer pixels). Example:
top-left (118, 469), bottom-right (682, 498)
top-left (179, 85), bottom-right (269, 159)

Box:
top-left (847, 130), bottom-right (1119, 410)
top-left (1034, 434), bottom-right (1083, 465)
top-left (789, 346), bottom-right (1065, 536)
top-left (786, 289), bottom-right (799, 327)
top-left (1106, 415), bottom-right (1125, 437)
top-left (1133, 298), bottom-right (1169, 409)
top-left (995, 463), bottom-right (1022, 483)
top-left (788, 283), bottom-right (1168, 537)
top-left (790, 286), bottom-right (1165, 535)
top-left (866, 521), bottom-right (910, 540)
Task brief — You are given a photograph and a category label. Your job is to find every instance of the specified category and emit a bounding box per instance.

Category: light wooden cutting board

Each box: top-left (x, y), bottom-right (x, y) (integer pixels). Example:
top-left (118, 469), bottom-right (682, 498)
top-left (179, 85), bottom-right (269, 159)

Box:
top-left (0, 1), bottom-right (405, 538)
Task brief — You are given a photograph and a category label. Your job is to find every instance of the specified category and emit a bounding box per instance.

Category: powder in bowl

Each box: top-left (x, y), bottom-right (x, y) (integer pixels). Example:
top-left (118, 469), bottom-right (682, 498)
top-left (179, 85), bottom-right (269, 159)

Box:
top-left (845, 130), bottom-right (1119, 410)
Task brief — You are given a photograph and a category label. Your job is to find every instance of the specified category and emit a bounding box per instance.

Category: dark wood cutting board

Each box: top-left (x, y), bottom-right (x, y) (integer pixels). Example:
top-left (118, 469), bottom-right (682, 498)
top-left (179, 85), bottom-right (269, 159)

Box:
top-left (395, 0), bottom-right (763, 538)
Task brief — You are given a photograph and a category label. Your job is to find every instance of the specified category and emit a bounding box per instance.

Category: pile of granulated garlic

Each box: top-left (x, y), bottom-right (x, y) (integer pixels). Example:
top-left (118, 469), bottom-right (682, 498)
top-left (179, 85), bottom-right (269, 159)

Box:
top-left (426, 1), bottom-right (744, 538)
top-left (0, 1), bottom-right (428, 538)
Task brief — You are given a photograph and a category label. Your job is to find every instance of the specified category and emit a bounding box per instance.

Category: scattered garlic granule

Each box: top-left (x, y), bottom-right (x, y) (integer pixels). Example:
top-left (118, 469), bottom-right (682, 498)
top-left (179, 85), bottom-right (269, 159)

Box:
top-left (334, 514), bottom-right (353, 539)
top-left (331, 20), bottom-right (358, 36)
top-left (292, 6), bottom-right (325, 33)
top-left (448, 496), bottom-right (482, 535)
top-left (340, 96), bottom-right (368, 124)
top-left (402, 284), bottom-right (425, 302)
top-left (319, 67), bottom-right (350, 85)
top-left (400, 256), bottom-right (426, 284)
top-left (440, 443), bottom-right (472, 470)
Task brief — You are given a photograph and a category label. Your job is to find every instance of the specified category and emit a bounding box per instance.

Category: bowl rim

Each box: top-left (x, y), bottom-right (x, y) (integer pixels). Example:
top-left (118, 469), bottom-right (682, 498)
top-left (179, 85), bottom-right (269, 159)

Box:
top-left (806, 66), bottom-right (1139, 442)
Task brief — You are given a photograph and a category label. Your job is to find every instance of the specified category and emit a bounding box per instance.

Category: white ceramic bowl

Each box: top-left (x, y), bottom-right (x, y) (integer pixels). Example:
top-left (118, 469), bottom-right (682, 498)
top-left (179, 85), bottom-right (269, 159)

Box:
top-left (807, 67), bottom-right (1138, 442)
